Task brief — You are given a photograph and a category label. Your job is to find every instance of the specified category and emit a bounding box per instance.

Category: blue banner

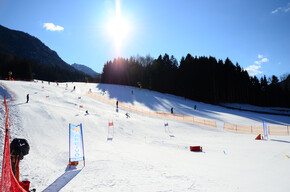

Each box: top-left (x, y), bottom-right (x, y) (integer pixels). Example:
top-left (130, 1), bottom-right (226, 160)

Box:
top-left (263, 121), bottom-right (268, 139)
top-left (69, 124), bottom-right (85, 162)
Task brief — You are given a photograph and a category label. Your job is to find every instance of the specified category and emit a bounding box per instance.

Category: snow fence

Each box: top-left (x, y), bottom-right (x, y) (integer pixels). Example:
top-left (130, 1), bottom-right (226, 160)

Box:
top-left (86, 92), bottom-right (217, 128)
top-left (224, 123), bottom-right (290, 135)
top-left (0, 96), bottom-right (27, 192)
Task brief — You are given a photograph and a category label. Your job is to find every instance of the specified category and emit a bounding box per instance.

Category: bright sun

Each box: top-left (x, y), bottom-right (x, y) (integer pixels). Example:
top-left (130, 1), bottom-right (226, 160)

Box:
top-left (106, 0), bottom-right (130, 55)
top-left (107, 17), bottom-right (129, 45)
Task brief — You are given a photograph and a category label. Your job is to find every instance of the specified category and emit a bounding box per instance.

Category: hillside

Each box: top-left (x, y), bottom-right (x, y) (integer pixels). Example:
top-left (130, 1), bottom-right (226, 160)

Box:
top-left (0, 80), bottom-right (290, 192)
top-left (0, 25), bottom-right (71, 69)
top-left (280, 74), bottom-right (290, 90)
top-left (0, 25), bottom-right (91, 82)
top-left (72, 63), bottom-right (100, 78)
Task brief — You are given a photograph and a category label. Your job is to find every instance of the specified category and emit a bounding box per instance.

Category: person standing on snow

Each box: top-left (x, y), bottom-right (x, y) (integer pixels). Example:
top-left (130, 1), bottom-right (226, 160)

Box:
top-left (26, 94), bottom-right (29, 103)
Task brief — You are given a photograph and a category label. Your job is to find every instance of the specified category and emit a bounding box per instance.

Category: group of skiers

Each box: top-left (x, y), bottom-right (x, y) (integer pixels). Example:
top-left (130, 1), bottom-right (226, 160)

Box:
top-left (25, 84), bottom-right (198, 116)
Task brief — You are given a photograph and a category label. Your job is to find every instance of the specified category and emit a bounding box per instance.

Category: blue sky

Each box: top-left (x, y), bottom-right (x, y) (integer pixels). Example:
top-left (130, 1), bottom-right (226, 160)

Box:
top-left (0, 0), bottom-right (289, 79)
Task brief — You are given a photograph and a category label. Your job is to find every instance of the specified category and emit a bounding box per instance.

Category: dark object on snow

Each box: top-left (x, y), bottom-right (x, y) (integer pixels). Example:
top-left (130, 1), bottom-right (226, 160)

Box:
top-left (194, 105), bottom-right (196, 110)
top-left (125, 113), bottom-right (130, 118)
top-left (116, 100), bottom-right (119, 108)
top-left (171, 107), bottom-right (173, 114)
top-left (19, 180), bottom-right (30, 191)
top-left (10, 138), bottom-right (30, 160)
top-left (190, 146), bottom-right (202, 152)
top-left (26, 94), bottom-right (29, 103)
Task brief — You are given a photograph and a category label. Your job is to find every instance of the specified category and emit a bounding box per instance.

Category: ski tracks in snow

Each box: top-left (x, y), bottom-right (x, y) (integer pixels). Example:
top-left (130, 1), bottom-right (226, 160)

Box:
top-left (60, 159), bottom-right (198, 192)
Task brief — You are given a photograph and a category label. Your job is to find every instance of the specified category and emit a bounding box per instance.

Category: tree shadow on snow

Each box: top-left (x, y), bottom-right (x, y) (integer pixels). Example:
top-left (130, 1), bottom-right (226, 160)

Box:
top-left (270, 139), bottom-right (290, 144)
top-left (0, 84), bottom-right (12, 100)
top-left (95, 84), bottom-right (290, 125)
top-left (42, 166), bottom-right (83, 192)
top-left (96, 84), bottom-right (178, 113)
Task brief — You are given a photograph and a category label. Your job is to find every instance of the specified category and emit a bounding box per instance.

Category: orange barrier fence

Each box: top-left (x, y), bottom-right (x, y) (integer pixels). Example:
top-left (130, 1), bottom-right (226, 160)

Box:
top-left (224, 122), bottom-right (290, 135)
top-left (0, 96), bottom-right (27, 191)
top-left (86, 92), bottom-right (217, 128)
top-left (268, 125), bottom-right (290, 135)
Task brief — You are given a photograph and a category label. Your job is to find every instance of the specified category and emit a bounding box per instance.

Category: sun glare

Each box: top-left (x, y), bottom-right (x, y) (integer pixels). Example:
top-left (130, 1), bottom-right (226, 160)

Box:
top-left (107, 17), bottom-right (129, 44)
top-left (106, 0), bottom-right (131, 56)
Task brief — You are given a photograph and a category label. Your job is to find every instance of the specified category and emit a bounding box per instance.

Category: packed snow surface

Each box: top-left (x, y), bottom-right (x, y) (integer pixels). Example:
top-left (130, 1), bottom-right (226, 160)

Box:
top-left (0, 80), bottom-right (289, 192)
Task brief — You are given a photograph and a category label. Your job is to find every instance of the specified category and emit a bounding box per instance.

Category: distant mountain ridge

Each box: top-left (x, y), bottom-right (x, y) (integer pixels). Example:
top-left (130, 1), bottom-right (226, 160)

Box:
top-left (72, 63), bottom-right (99, 77)
top-left (0, 25), bottom-right (73, 70)
top-left (0, 25), bottom-right (90, 81)
top-left (280, 75), bottom-right (290, 90)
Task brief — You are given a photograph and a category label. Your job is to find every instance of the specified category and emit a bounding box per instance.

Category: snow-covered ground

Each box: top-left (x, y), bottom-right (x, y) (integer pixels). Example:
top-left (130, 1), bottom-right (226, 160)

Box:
top-left (0, 80), bottom-right (289, 192)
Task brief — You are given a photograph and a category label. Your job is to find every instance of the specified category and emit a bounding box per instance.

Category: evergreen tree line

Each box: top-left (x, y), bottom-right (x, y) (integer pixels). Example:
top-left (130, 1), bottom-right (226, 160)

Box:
top-left (0, 53), bottom-right (88, 82)
top-left (101, 53), bottom-right (290, 108)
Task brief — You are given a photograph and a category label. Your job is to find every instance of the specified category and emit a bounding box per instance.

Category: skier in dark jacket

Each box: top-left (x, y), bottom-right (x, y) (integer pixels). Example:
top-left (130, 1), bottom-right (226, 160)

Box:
top-left (26, 94), bottom-right (29, 103)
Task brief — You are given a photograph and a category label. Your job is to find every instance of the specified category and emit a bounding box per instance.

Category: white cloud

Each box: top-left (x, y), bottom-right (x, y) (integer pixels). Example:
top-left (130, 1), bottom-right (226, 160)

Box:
top-left (272, 7), bottom-right (281, 14)
top-left (43, 23), bottom-right (64, 31)
top-left (254, 55), bottom-right (269, 65)
top-left (261, 58), bottom-right (269, 63)
top-left (255, 60), bottom-right (261, 65)
top-left (272, 3), bottom-right (290, 14)
top-left (246, 54), bottom-right (269, 76)
top-left (245, 65), bottom-right (263, 76)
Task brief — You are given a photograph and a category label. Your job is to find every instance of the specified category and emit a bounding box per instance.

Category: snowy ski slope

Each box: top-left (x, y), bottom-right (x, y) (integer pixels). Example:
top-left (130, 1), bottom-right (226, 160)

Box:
top-left (0, 80), bottom-right (290, 192)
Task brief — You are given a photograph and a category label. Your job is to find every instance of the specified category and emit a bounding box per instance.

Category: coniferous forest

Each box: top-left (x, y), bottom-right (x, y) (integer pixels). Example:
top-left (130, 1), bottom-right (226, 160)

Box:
top-left (101, 54), bottom-right (290, 108)
top-left (1, 51), bottom-right (289, 108)
top-left (0, 53), bottom-right (87, 82)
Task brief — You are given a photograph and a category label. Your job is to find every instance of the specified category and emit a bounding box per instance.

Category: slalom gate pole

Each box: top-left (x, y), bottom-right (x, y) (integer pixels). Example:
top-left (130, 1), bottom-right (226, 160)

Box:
top-left (80, 124), bottom-right (85, 167)
top-left (69, 123), bottom-right (71, 167)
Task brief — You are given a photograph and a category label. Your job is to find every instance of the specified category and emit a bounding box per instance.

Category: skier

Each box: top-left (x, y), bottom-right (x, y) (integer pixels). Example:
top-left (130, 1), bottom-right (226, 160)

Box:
top-left (194, 105), bottom-right (197, 110)
top-left (26, 94), bottom-right (29, 103)
top-left (171, 107), bottom-right (173, 114)
top-left (125, 113), bottom-right (130, 118)
top-left (116, 100), bottom-right (119, 108)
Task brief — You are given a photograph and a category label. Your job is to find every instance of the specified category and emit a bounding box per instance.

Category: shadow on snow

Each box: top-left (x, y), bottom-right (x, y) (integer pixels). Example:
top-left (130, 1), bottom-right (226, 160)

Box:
top-left (96, 84), bottom-right (290, 126)
top-left (42, 166), bottom-right (83, 192)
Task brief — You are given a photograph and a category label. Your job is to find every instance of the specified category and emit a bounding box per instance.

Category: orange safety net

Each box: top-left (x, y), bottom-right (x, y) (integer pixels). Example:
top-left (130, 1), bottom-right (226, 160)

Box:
top-left (86, 92), bottom-right (217, 128)
top-left (0, 96), bottom-right (27, 192)
top-left (224, 122), bottom-right (290, 135)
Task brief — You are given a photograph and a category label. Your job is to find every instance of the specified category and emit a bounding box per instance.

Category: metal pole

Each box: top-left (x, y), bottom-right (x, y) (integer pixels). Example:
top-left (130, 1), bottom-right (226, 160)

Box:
top-left (69, 123), bottom-right (71, 167)
top-left (80, 123), bottom-right (85, 167)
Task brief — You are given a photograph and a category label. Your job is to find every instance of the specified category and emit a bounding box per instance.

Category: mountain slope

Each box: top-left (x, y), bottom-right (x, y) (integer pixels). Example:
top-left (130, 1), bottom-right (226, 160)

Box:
top-left (72, 63), bottom-right (99, 77)
top-left (280, 74), bottom-right (290, 90)
top-left (0, 25), bottom-right (72, 70)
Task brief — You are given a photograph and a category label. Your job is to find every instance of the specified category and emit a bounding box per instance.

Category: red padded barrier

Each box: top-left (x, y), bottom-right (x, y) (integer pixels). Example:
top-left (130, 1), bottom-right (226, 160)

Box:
top-left (0, 96), bottom-right (27, 192)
